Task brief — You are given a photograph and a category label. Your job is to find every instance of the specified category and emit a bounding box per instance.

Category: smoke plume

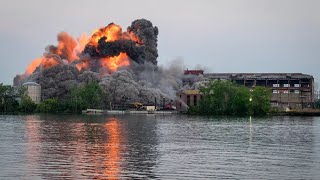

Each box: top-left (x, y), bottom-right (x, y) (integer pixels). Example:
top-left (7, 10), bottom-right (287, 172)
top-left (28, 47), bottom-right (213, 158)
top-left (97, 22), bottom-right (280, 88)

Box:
top-left (13, 19), bottom-right (184, 106)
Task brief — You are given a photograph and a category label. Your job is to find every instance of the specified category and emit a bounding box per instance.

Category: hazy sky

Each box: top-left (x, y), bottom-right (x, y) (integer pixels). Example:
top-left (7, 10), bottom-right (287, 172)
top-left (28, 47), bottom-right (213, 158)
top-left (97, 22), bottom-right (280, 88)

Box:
top-left (0, 0), bottom-right (319, 85)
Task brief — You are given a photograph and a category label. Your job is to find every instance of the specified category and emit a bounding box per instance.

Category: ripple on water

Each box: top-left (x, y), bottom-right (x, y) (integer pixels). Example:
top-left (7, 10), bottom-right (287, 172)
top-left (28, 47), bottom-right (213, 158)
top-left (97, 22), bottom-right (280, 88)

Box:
top-left (0, 114), bottom-right (319, 179)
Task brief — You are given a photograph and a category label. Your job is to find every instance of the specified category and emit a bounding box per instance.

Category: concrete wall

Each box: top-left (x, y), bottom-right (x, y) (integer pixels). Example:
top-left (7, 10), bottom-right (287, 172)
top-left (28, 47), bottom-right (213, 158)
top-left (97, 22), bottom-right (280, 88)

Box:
top-left (176, 93), bottom-right (203, 111)
top-left (25, 85), bottom-right (41, 104)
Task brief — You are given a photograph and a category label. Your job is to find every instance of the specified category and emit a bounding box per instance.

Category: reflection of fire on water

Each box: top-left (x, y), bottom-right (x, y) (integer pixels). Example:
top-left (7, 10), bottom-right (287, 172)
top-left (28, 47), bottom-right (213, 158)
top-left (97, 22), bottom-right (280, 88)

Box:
top-left (25, 116), bottom-right (41, 177)
top-left (104, 118), bottom-right (121, 179)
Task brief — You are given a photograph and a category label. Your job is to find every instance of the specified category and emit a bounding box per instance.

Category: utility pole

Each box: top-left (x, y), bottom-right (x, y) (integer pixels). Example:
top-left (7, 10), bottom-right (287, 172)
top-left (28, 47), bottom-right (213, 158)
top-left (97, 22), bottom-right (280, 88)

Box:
top-left (163, 97), bottom-right (165, 110)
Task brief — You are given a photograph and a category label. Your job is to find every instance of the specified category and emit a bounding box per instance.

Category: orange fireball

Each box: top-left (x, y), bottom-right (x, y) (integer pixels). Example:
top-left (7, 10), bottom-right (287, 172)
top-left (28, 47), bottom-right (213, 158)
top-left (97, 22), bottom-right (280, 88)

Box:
top-left (24, 22), bottom-right (142, 76)
top-left (89, 23), bottom-right (122, 45)
top-left (100, 53), bottom-right (130, 73)
top-left (26, 57), bottom-right (43, 75)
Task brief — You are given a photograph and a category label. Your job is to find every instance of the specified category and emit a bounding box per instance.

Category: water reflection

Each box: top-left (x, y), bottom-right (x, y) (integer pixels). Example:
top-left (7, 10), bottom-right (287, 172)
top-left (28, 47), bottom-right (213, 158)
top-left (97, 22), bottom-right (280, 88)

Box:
top-left (1, 115), bottom-right (319, 179)
top-left (23, 115), bottom-right (159, 179)
top-left (104, 118), bottom-right (121, 179)
top-left (248, 116), bottom-right (252, 146)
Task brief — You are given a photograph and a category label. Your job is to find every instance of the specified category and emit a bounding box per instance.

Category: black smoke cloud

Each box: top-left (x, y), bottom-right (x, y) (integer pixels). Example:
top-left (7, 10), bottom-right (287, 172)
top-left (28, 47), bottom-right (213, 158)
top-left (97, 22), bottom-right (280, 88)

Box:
top-left (83, 19), bottom-right (158, 66)
top-left (128, 19), bottom-right (159, 65)
top-left (14, 19), bottom-right (184, 106)
top-left (84, 37), bottom-right (146, 64)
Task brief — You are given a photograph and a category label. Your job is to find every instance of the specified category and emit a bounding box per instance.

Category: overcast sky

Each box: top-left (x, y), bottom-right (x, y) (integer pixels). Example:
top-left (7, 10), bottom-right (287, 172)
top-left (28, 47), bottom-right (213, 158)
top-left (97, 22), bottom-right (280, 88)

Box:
top-left (0, 0), bottom-right (319, 86)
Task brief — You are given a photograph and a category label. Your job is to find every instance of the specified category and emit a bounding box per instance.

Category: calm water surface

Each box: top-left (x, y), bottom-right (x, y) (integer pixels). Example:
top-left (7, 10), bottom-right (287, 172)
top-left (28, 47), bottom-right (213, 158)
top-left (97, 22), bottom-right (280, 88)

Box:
top-left (0, 114), bottom-right (319, 179)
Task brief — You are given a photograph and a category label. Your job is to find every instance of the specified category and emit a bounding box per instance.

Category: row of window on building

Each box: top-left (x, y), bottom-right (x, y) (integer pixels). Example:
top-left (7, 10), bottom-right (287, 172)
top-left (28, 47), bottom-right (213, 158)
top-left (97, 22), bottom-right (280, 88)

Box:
top-left (272, 90), bottom-right (300, 94)
top-left (272, 84), bottom-right (309, 88)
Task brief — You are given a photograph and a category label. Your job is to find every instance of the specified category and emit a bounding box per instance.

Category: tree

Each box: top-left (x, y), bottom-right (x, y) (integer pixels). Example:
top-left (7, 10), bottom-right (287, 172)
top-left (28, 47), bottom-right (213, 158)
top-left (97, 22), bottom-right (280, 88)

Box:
top-left (250, 86), bottom-right (271, 115)
top-left (188, 80), bottom-right (271, 115)
top-left (36, 98), bottom-right (61, 113)
top-left (231, 86), bottom-right (250, 115)
top-left (19, 95), bottom-right (37, 113)
top-left (316, 99), bottom-right (320, 109)
top-left (199, 80), bottom-right (238, 115)
top-left (68, 82), bottom-right (105, 112)
top-left (0, 83), bottom-right (19, 113)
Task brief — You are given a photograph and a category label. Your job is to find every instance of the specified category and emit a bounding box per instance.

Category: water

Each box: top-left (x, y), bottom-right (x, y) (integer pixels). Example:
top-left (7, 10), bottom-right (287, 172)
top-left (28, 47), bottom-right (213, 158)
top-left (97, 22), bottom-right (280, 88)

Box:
top-left (0, 114), bottom-right (319, 179)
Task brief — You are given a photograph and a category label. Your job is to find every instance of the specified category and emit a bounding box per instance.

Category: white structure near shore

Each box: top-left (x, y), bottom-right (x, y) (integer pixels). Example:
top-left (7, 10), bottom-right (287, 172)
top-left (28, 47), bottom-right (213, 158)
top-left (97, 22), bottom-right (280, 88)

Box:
top-left (22, 82), bottom-right (41, 104)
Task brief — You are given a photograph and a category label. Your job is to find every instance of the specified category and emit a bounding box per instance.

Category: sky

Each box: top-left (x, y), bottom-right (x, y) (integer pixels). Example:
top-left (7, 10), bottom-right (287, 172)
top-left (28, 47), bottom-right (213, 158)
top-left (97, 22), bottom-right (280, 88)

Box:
top-left (0, 0), bottom-right (319, 86)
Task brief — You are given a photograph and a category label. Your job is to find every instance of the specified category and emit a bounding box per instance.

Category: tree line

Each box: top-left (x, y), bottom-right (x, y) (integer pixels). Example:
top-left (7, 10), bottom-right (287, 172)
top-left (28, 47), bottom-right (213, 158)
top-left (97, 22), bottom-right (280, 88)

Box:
top-left (0, 82), bottom-right (105, 114)
top-left (188, 80), bottom-right (272, 115)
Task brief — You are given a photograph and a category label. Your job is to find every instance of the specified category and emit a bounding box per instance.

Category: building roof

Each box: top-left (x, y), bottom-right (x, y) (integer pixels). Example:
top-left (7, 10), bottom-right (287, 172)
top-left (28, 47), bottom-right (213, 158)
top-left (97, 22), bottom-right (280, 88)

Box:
top-left (22, 82), bottom-right (41, 86)
top-left (184, 69), bottom-right (204, 75)
top-left (180, 90), bottom-right (202, 95)
top-left (204, 73), bottom-right (313, 80)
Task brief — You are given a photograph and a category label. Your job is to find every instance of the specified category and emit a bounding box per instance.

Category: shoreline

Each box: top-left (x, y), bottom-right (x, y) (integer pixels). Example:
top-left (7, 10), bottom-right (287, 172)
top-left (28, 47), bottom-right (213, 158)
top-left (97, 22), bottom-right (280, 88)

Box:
top-left (2, 109), bottom-right (320, 116)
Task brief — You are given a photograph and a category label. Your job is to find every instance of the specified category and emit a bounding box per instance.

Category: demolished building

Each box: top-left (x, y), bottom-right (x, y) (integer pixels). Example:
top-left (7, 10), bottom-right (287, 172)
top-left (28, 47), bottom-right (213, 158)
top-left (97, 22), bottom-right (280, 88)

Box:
top-left (178, 70), bottom-right (314, 111)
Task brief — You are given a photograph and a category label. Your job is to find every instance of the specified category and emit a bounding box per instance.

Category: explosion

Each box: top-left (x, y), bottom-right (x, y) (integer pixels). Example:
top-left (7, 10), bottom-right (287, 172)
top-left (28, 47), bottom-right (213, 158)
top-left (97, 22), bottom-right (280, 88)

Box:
top-left (14, 19), bottom-right (182, 106)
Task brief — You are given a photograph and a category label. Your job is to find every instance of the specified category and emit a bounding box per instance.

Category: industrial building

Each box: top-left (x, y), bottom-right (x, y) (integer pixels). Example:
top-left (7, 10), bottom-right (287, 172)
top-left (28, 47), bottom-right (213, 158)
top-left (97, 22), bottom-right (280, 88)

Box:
top-left (179, 70), bottom-right (314, 110)
top-left (176, 90), bottom-right (203, 111)
top-left (22, 82), bottom-right (41, 104)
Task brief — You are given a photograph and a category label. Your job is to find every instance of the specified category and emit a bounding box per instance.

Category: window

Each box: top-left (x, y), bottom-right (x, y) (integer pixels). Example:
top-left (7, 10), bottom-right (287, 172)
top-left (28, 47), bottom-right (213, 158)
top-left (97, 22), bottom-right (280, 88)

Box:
top-left (273, 84), bottom-right (280, 87)
top-left (294, 90), bottom-right (300, 94)
top-left (272, 90), bottom-right (279, 94)
top-left (194, 95), bottom-right (197, 106)
top-left (284, 84), bottom-right (290, 87)
top-left (283, 90), bottom-right (289, 94)
top-left (294, 84), bottom-right (300, 87)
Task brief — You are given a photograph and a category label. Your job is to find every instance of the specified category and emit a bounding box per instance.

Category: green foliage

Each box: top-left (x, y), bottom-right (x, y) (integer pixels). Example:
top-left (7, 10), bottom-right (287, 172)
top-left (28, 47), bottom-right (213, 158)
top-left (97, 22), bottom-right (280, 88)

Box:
top-left (232, 86), bottom-right (250, 115)
top-left (251, 86), bottom-right (271, 115)
top-left (188, 80), bottom-right (271, 116)
top-left (315, 99), bottom-right (320, 109)
top-left (36, 98), bottom-right (62, 113)
top-left (19, 95), bottom-right (37, 113)
top-left (0, 83), bottom-right (19, 113)
top-left (34, 82), bottom-right (106, 114)
top-left (67, 82), bottom-right (105, 112)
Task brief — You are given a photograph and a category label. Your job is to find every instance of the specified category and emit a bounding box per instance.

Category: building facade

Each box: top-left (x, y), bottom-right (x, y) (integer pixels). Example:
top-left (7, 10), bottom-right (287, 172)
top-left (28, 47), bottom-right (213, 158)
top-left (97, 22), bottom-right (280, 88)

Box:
top-left (205, 73), bottom-right (314, 109)
top-left (176, 90), bottom-right (203, 111)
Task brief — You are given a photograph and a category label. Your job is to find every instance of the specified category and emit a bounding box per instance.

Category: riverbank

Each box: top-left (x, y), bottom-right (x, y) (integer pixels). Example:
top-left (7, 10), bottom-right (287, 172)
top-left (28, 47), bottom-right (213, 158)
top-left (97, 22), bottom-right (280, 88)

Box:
top-left (271, 109), bottom-right (320, 116)
top-left (2, 109), bottom-right (320, 116)
top-left (82, 109), bottom-right (177, 115)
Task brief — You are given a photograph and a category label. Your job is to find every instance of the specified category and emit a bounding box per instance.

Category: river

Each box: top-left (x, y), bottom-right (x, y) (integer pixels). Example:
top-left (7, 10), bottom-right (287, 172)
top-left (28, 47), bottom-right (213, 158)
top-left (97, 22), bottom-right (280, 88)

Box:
top-left (0, 114), bottom-right (319, 179)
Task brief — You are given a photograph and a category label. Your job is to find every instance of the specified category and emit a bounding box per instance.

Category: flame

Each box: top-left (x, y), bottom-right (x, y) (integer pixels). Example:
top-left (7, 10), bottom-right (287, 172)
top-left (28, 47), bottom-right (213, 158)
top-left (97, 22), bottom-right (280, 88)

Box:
top-left (129, 31), bottom-right (141, 44)
top-left (89, 23), bottom-right (122, 45)
top-left (56, 32), bottom-right (77, 62)
top-left (42, 57), bottom-right (59, 68)
top-left (75, 60), bottom-right (89, 71)
top-left (25, 56), bottom-right (62, 75)
top-left (26, 57), bottom-right (43, 75)
top-left (73, 33), bottom-right (90, 60)
top-left (24, 22), bottom-right (142, 76)
top-left (100, 52), bottom-right (130, 73)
